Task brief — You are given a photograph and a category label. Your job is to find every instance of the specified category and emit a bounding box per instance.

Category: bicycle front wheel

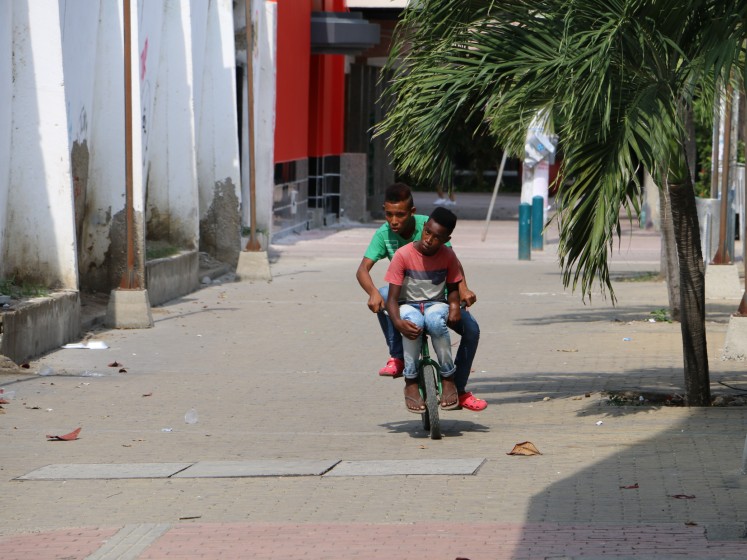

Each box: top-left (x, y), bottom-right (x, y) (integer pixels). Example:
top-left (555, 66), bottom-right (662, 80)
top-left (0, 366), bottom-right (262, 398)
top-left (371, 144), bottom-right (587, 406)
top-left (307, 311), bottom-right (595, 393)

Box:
top-left (421, 363), bottom-right (441, 439)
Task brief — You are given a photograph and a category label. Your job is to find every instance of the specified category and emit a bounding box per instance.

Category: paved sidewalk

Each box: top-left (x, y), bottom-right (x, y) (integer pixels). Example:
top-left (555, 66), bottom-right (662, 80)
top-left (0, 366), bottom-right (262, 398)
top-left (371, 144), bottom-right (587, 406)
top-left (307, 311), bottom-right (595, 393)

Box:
top-left (1, 206), bottom-right (746, 559)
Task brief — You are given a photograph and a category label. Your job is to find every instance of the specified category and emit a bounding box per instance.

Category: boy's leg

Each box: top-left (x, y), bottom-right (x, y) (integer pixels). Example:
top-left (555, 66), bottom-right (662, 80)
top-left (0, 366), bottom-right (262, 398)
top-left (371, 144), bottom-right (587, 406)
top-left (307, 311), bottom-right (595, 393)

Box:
top-left (376, 286), bottom-right (404, 377)
top-left (399, 304), bottom-right (425, 413)
top-left (449, 310), bottom-right (487, 411)
top-left (423, 303), bottom-right (456, 375)
top-left (450, 310), bottom-right (480, 393)
top-left (423, 303), bottom-right (459, 410)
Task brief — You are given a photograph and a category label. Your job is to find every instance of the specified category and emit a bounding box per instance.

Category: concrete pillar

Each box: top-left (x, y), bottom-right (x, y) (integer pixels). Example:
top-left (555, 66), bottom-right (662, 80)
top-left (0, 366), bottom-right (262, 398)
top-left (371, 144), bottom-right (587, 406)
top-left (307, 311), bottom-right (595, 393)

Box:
top-left (61, 1), bottom-right (132, 293)
top-left (191, 0), bottom-right (242, 267)
top-left (141, 0), bottom-right (199, 252)
top-left (237, 0), bottom-right (277, 245)
top-left (724, 315), bottom-right (747, 360)
top-left (2, 1), bottom-right (77, 289)
top-left (341, 153), bottom-right (367, 222)
top-left (0, 2), bottom-right (11, 243)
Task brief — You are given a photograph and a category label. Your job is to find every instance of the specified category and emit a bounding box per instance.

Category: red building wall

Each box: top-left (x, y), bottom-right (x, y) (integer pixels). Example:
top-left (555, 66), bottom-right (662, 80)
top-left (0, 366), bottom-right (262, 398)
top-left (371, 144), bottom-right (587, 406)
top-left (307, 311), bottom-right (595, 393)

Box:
top-left (274, 1), bottom-right (311, 163)
top-left (274, 0), bottom-right (346, 163)
top-left (308, 53), bottom-right (345, 158)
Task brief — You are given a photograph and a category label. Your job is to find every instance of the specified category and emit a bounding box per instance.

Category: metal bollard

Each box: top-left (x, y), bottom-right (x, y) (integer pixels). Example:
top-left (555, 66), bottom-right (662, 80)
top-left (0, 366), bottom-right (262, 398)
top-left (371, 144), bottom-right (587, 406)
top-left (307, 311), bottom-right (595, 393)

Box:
top-left (519, 203), bottom-right (531, 260)
top-left (531, 196), bottom-right (544, 251)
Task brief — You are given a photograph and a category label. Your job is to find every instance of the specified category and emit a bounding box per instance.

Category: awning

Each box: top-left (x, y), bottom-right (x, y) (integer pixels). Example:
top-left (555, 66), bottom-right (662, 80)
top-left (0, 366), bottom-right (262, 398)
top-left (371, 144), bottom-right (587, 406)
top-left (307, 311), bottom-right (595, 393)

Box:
top-left (310, 12), bottom-right (380, 55)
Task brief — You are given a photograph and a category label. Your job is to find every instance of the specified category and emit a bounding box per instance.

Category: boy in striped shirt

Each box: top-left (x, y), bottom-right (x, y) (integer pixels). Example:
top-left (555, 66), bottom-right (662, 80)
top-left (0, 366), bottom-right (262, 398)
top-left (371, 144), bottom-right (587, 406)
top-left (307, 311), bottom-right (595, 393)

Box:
top-left (384, 207), bottom-right (462, 413)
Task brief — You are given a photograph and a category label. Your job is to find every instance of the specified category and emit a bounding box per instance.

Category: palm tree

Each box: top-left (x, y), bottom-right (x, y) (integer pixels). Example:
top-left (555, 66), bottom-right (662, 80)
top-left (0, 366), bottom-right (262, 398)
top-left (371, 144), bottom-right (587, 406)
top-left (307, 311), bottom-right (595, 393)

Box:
top-left (377, 0), bottom-right (746, 405)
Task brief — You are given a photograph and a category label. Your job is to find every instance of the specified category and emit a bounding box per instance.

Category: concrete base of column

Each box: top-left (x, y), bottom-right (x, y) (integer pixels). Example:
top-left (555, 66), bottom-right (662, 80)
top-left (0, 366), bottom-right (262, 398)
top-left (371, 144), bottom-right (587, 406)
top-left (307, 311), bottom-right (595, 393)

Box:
top-left (105, 289), bottom-right (154, 329)
top-left (723, 315), bottom-right (747, 360)
top-left (705, 264), bottom-right (742, 299)
top-left (235, 251), bottom-right (272, 282)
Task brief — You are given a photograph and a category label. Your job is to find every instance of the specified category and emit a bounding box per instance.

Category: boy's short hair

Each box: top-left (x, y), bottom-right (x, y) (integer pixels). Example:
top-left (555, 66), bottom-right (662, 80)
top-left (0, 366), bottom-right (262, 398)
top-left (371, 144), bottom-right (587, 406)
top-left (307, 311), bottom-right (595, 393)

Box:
top-left (429, 207), bottom-right (457, 234)
top-left (384, 182), bottom-right (413, 207)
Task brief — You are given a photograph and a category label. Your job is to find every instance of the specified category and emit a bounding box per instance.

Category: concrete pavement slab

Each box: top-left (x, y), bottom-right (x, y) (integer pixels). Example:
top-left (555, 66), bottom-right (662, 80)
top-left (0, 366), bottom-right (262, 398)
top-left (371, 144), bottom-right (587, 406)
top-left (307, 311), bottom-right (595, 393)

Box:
top-left (323, 458), bottom-right (485, 476)
top-left (173, 459), bottom-right (340, 477)
top-left (16, 462), bottom-right (193, 480)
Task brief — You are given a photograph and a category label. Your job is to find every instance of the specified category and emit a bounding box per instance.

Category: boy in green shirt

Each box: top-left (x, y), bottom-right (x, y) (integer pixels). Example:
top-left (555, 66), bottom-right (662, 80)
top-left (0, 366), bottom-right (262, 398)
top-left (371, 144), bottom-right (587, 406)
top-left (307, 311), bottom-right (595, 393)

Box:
top-left (355, 183), bottom-right (487, 411)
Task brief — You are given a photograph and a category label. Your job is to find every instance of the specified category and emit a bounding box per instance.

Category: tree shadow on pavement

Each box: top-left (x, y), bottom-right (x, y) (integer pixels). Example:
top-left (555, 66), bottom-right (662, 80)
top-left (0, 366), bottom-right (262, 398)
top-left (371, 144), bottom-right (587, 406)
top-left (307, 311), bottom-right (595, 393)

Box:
top-left (516, 306), bottom-right (675, 325)
top-left (513, 299), bottom-right (738, 326)
top-left (469, 366), bottom-right (747, 415)
top-left (510, 405), bottom-right (747, 558)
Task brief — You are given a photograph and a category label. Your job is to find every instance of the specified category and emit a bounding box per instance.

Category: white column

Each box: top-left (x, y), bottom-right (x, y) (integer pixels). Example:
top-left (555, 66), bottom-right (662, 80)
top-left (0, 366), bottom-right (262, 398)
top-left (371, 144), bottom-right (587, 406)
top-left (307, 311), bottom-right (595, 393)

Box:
top-left (4, 1), bottom-right (77, 288)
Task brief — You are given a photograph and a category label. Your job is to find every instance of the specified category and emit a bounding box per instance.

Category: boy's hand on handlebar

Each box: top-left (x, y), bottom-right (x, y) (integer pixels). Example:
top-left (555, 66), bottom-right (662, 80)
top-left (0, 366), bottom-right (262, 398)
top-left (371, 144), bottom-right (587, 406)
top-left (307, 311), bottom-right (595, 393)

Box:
top-left (394, 318), bottom-right (422, 340)
top-left (367, 292), bottom-right (385, 313)
top-left (459, 286), bottom-right (477, 307)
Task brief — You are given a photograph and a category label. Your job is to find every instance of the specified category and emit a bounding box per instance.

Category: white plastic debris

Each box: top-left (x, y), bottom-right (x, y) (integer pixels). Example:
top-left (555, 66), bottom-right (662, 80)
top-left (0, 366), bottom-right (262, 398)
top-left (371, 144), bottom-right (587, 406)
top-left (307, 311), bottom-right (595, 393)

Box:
top-left (184, 409), bottom-right (199, 424)
top-left (61, 340), bottom-right (109, 350)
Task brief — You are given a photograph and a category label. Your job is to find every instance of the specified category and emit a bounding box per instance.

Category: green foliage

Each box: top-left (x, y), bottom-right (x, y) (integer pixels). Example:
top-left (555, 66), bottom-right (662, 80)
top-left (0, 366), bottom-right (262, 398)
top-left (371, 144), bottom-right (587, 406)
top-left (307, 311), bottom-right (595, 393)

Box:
top-left (0, 277), bottom-right (49, 298)
top-left (650, 308), bottom-right (672, 323)
top-left (377, 0), bottom-right (747, 301)
top-left (145, 245), bottom-right (180, 260)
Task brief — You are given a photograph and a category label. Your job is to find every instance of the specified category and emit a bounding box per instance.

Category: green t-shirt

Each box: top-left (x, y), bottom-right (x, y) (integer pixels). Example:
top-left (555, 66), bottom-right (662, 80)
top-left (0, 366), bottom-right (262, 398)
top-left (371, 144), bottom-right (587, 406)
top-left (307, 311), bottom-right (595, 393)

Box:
top-left (363, 214), bottom-right (451, 262)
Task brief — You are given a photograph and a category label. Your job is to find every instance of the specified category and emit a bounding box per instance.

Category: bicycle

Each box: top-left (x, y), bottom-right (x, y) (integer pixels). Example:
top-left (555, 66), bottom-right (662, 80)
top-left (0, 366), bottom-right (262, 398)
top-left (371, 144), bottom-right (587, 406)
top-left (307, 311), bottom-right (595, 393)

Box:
top-left (416, 331), bottom-right (444, 440)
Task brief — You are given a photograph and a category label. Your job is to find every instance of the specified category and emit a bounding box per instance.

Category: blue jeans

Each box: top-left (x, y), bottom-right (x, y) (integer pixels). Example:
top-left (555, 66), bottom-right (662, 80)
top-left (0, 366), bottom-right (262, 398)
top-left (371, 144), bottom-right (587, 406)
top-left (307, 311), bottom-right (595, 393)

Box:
top-left (378, 286), bottom-right (480, 392)
top-left (398, 302), bottom-right (456, 380)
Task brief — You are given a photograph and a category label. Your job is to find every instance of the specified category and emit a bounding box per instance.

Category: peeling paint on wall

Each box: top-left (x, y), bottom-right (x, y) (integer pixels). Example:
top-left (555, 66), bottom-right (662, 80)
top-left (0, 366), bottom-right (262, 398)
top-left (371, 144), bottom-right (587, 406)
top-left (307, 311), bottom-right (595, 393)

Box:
top-left (71, 139), bottom-right (89, 251)
top-left (146, 205), bottom-right (194, 252)
top-left (78, 200), bottom-right (116, 293)
top-left (199, 178), bottom-right (240, 267)
top-left (107, 208), bottom-right (147, 290)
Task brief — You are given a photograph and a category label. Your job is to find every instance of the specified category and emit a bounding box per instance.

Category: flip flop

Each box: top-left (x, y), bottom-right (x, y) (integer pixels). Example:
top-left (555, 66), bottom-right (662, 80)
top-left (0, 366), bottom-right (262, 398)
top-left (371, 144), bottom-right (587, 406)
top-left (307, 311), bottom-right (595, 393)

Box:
top-left (404, 394), bottom-right (426, 414)
top-left (440, 378), bottom-right (460, 410)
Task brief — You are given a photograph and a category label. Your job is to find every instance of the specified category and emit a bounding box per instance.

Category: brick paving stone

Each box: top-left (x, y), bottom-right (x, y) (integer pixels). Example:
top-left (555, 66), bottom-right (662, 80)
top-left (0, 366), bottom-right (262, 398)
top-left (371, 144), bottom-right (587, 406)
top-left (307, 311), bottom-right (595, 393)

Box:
top-left (135, 522), bottom-right (747, 559)
top-left (0, 527), bottom-right (120, 560)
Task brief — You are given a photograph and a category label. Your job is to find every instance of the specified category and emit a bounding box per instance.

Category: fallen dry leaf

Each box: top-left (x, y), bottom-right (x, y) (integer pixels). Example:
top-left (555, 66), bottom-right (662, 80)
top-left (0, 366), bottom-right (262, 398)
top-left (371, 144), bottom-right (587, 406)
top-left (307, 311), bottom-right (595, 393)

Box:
top-left (507, 441), bottom-right (541, 456)
top-left (670, 494), bottom-right (696, 499)
top-left (46, 427), bottom-right (81, 441)
top-left (118, 368), bottom-right (127, 373)
top-left (619, 483), bottom-right (639, 489)
top-left (108, 361), bottom-right (121, 367)
top-left (142, 392), bottom-right (153, 397)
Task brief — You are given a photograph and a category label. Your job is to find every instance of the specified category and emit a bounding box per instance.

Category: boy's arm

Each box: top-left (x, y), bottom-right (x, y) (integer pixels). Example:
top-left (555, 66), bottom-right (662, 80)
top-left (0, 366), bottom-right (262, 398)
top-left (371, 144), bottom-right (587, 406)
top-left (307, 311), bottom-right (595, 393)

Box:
top-left (446, 282), bottom-right (462, 327)
top-left (386, 284), bottom-right (422, 340)
top-left (356, 257), bottom-right (385, 313)
top-left (456, 260), bottom-right (477, 307)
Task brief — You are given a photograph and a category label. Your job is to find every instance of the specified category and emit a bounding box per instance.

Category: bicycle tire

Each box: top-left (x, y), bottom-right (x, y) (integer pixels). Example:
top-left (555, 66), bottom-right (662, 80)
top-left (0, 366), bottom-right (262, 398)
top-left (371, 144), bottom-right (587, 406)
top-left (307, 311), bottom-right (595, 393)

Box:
top-left (421, 402), bottom-right (430, 431)
top-left (421, 363), bottom-right (441, 439)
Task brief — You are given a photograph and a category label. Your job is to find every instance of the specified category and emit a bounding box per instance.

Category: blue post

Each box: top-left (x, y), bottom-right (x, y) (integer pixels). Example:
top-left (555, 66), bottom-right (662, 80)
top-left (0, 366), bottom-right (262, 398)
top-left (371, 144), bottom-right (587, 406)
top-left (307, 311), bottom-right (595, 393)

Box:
top-left (531, 195), bottom-right (544, 251)
top-left (519, 203), bottom-right (531, 260)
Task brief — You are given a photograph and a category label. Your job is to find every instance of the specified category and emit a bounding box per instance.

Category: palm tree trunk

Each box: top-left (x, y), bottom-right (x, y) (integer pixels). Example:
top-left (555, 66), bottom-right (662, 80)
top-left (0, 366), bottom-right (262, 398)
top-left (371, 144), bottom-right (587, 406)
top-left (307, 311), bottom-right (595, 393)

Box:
top-left (659, 184), bottom-right (681, 321)
top-left (667, 167), bottom-right (710, 405)
top-left (659, 106), bottom-right (697, 323)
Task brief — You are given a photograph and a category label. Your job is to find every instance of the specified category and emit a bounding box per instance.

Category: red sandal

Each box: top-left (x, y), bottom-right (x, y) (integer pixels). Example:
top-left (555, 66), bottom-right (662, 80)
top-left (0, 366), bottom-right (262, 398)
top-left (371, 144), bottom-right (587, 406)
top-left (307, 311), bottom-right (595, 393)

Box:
top-left (458, 392), bottom-right (487, 411)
